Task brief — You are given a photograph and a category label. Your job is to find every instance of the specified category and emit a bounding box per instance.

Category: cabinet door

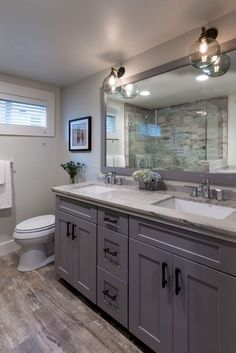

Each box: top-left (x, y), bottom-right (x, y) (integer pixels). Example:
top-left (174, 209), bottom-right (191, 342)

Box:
top-left (55, 211), bottom-right (73, 284)
top-left (72, 218), bottom-right (97, 304)
top-left (129, 239), bottom-right (172, 353)
top-left (173, 256), bottom-right (236, 353)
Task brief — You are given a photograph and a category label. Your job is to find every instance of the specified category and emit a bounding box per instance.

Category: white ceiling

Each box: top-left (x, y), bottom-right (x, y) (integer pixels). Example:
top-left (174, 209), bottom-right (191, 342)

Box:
top-left (0, 0), bottom-right (236, 86)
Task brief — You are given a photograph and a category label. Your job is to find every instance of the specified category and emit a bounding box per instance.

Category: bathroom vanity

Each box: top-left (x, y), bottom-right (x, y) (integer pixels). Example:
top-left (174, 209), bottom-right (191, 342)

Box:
top-left (53, 182), bottom-right (236, 353)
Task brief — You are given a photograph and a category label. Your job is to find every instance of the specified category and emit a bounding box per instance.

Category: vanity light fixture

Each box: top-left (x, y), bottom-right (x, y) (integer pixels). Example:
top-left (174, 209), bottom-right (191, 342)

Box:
top-left (120, 83), bottom-right (140, 99)
top-left (189, 27), bottom-right (221, 69)
top-left (196, 74), bottom-right (209, 82)
top-left (203, 53), bottom-right (231, 77)
top-left (103, 66), bottom-right (125, 94)
top-left (140, 90), bottom-right (151, 96)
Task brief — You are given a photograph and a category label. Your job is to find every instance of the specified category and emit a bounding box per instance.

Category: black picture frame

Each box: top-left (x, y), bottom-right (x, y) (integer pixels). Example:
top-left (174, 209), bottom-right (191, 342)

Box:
top-left (69, 116), bottom-right (91, 151)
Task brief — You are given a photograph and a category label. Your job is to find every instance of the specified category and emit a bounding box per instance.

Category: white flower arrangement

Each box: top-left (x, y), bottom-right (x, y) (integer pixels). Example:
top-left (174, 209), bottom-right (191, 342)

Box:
top-left (132, 169), bottom-right (156, 183)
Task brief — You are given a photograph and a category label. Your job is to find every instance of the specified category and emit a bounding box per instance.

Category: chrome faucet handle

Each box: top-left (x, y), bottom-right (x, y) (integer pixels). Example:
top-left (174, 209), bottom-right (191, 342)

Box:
top-left (104, 172), bottom-right (116, 184)
top-left (211, 188), bottom-right (224, 201)
top-left (185, 185), bottom-right (200, 197)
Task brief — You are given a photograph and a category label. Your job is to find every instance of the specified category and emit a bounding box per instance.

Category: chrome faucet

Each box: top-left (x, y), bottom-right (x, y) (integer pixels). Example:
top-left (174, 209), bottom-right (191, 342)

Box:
top-left (186, 178), bottom-right (224, 201)
top-left (104, 172), bottom-right (123, 185)
top-left (200, 178), bottom-right (211, 199)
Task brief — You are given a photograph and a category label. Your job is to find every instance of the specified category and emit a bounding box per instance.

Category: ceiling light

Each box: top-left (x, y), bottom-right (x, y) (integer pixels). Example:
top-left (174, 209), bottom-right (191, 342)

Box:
top-left (103, 66), bottom-right (125, 95)
top-left (140, 90), bottom-right (150, 96)
top-left (196, 74), bottom-right (209, 82)
top-left (189, 27), bottom-right (221, 69)
top-left (120, 83), bottom-right (139, 99)
top-left (203, 54), bottom-right (231, 77)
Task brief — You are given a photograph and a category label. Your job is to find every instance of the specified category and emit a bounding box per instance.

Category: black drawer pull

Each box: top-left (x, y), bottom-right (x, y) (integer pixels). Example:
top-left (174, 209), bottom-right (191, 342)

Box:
top-left (103, 289), bottom-right (117, 301)
top-left (162, 262), bottom-right (168, 288)
top-left (66, 222), bottom-right (71, 237)
top-left (103, 217), bottom-right (117, 224)
top-left (103, 248), bottom-right (117, 256)
top-left (72, 224), bottom-right (77, 240)
top-left (175, 268), bottom-right (181, 295)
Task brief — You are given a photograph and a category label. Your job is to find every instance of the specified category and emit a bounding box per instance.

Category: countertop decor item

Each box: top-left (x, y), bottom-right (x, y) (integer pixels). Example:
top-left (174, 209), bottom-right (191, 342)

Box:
top-left (61, 161), bottom-right (86, 184)
top-left (69, 116), bottom-right (91, 151)
top-left (132, 169), bottom-right (162, 191)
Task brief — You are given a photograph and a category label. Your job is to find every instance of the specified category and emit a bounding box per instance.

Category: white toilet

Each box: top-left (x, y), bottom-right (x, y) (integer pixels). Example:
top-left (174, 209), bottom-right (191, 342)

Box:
top-left (13, 215), bottom-right (55, 272)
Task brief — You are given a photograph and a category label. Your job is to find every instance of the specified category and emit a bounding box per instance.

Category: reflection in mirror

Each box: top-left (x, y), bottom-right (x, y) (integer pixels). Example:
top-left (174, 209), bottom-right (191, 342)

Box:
top-left (105, 50), bottom-right (236, 173)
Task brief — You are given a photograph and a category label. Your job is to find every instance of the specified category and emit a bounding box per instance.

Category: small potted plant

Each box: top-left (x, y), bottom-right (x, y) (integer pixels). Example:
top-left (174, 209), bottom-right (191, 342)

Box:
top-left (61, 161), bottom-right (86, 184)
top-left (132, 169), bottom-right (162, 191)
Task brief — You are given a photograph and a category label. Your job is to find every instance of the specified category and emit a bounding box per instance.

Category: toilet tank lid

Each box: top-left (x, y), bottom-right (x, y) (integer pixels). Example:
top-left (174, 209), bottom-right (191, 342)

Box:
top-left (15, 215), bottom-right (55, 232)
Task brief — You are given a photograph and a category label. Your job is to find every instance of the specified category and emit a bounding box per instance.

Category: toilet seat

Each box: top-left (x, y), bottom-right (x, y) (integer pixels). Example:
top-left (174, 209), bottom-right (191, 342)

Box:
top-left (14, 215), bottom-right (55, 239)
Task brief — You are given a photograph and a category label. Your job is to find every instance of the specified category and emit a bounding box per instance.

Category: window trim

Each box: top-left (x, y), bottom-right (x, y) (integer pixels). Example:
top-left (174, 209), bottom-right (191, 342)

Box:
top-left (0, 82), bottom-right (55, 136)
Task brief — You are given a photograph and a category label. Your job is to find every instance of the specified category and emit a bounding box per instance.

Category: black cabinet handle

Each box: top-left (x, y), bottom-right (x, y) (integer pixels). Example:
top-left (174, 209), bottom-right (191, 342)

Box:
top-left (103, 217), bottom-right (117, 224)
top-left (66, 222), bottom-right (71, 237)
top-left (162, 262), bottom-right (168, 288)
top-left (103, 248), bottom-right (117, 257)
top-left (175, 268), bottom-right (181, 295)
top-left (103, 289), bottom-right (117, 301)
top-left (72, 224), bottom-right (77, 240)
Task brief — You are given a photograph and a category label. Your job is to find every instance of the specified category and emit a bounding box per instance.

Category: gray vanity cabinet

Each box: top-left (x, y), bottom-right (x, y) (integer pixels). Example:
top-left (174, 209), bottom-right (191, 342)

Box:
top-left (55, 201), bottom-right (97, 304)
top-left (129, 239), bottom-right (173, 353)
top-left (72, 218), bottom-right (97, 303)
top-left (55, 196), bottom-right (236, 353)
top-left (55, 210), bottom-right (74, 284)
top-left (129, 216), bottom-right (236, 353)
top-left (173, 256), bottom-right (236, 353)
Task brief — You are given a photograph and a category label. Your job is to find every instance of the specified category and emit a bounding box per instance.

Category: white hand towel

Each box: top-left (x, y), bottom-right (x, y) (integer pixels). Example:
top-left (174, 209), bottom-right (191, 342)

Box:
top-left (106, 155), bottom-right (114, 167)
top-left (0, 160), bottom-right (5, 185)
top-left (113, 155), bottom-right (125, 167)
top-left (0, 161), bottom-right (12, 209)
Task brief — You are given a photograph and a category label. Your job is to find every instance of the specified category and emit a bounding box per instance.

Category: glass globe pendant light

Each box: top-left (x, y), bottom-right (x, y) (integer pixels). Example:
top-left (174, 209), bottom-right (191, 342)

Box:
top-left (103, 67), bottom-right (125, 95)
top-left (203, 54), bottom-right (231, 77)
top-left (120, 83), bottom-right (139, 99)
top-left (189, 27), bottom-right (221, 69)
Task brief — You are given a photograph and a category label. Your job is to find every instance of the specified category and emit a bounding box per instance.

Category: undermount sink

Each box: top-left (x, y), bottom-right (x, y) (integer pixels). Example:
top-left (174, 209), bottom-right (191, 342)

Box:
top-left (153, 197), bottom-right (235, 220)
top-left (72, 184), bottom-right (116, 194)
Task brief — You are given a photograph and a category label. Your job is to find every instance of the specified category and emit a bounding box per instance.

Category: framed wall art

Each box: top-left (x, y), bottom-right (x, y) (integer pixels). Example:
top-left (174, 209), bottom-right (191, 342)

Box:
top-left (69, 116), bottom-right (91, 151)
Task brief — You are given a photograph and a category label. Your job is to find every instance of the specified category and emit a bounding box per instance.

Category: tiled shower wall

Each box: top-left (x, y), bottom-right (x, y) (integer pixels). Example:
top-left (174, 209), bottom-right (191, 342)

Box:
top-left (125, 97), bottom-right (228, 171)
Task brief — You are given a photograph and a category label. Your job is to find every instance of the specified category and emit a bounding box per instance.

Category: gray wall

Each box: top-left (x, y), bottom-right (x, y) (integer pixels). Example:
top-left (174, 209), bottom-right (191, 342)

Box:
top-left (0, 74), bottom-right (61, 255)
top-left (61, 10), bottom-right (236, 180)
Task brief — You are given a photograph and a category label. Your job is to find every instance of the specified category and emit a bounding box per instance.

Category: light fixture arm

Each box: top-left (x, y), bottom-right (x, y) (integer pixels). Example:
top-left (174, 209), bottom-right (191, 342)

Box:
top-left (199, 27), bottom-right (218, 42)
top-left (111, 66), bottom-right (125, 78)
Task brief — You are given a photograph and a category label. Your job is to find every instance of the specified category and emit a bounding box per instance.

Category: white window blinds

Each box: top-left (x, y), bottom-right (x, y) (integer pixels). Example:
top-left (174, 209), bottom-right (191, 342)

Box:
top-left (0, 99), bottom-right (47, 127)
top-left (106, 115), bottom-right (116, 134)
top-left (0, 82), bottom-right (55, 136)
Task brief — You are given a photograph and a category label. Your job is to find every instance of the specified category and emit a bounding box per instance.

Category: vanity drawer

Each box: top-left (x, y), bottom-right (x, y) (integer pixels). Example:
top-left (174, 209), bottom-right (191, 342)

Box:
top-left (98, 226), bottom-right (128, 281)
top-left (97, 266), bottom-right (128, 328)
top-left (98, 208), bottom-right (128, 235)
top-left (56, 196), bottom-right (97, 223)
top-left (129, 216), bottom-right (236, 277)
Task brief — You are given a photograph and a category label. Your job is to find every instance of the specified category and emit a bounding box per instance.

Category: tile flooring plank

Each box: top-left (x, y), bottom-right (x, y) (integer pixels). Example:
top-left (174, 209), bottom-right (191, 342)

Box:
top-left (0, 252), bottom-right (143, 353)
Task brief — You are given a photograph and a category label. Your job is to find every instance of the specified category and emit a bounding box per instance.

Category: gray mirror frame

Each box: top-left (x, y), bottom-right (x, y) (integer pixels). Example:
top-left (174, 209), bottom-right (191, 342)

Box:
top-left (101, 38), bottom-right (236, 186)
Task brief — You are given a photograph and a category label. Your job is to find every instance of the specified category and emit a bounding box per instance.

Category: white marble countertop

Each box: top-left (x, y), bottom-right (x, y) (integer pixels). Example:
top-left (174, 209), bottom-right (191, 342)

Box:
top-left (52, 182), bottom-right (236, 244)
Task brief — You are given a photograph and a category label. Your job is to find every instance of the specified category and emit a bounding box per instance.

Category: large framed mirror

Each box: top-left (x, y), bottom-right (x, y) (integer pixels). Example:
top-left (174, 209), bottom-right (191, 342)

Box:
top-left (101, 39), bottom-right (236, 185)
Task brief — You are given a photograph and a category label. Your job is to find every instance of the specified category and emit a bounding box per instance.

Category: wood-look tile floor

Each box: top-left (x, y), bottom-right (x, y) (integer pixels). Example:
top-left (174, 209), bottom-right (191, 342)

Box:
top-left (0, 252), bottom-right (145, 353)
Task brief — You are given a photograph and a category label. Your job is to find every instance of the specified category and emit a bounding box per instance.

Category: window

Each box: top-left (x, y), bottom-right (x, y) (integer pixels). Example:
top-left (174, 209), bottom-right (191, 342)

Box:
top-left (106, 103), bottom-right (122, 139)
top-left (106, 115), bottom-right (116, 134)
top-left (137, 122), bottom-right (161, 137)
top-left (0, 82), bottom-right (55, 136)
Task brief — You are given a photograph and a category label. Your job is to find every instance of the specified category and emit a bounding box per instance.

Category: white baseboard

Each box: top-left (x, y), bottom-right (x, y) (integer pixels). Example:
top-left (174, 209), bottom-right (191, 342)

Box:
top-left (0, 239), bottom-right (19, 257)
